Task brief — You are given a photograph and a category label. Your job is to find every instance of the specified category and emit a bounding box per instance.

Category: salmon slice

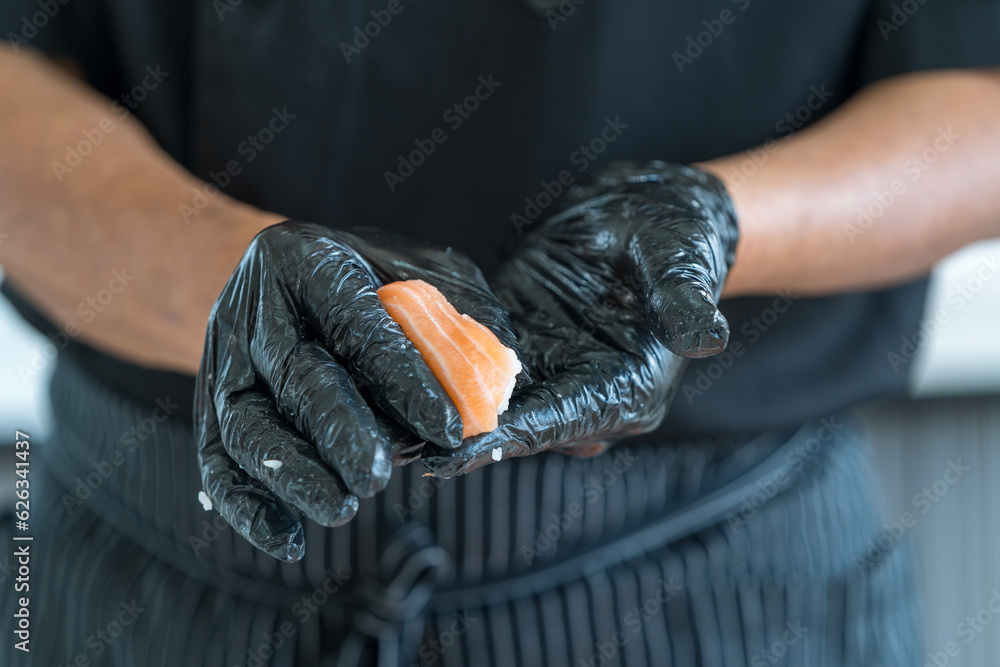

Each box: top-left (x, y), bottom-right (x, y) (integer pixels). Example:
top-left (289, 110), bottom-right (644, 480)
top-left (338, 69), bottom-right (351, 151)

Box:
top-left (377, 279), bottom-right (521, 439)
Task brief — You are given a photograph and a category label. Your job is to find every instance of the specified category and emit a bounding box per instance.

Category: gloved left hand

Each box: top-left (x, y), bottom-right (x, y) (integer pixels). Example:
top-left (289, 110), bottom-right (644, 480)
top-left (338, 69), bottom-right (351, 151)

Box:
top-left (422, 161), bottom-right (738, 477)
top-left (195, 222), bottom-right (519, 561)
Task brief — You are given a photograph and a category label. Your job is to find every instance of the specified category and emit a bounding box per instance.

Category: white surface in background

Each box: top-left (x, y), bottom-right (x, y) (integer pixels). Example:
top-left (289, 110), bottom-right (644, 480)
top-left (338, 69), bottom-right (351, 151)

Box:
top-left (862, 399), bottom-right (1000, 667)
top-left (0, 268), bottom-right (54, 438)
top-left (910, 238), bottom-right (1000, 397)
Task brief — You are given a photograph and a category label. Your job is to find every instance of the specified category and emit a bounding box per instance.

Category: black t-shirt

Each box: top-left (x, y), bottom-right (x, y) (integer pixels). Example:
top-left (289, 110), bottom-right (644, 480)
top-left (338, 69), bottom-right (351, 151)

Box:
top-left (3, 0), bottom-right (999, 435)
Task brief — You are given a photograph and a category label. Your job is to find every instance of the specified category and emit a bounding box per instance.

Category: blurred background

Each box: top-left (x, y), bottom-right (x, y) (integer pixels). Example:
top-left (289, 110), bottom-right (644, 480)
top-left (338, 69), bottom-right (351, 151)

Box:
top-left (2, 238), bottom-right (999, 662)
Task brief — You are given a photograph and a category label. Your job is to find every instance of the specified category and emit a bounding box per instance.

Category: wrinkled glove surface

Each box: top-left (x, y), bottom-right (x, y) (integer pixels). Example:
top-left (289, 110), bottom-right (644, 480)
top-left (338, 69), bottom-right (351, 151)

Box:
top-left (195, 222), bottom-right (518, 561)
top-left (422, 161), bottom-right (739, 477)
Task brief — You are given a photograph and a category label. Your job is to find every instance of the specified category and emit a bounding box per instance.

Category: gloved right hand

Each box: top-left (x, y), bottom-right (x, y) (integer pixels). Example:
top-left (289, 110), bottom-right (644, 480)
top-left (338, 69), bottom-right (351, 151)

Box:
top-left (194, 221), bottom-right (519, 561)
top-left (421, 161), bottom-right (738, 478)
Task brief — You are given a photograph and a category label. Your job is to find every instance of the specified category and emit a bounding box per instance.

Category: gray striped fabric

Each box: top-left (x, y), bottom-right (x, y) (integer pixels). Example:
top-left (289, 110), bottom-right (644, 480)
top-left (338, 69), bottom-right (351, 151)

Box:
top-left (1, 355), bottom-right (923, 666)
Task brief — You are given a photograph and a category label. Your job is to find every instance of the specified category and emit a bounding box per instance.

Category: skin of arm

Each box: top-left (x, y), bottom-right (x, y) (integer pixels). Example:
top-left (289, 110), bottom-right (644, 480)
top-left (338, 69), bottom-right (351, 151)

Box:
top-left (0, 45), bottom-right (282, 376)
top-left (700, 67), bottom-right (1000, 298)
top-left (0, 46), bottom-right (997, 374)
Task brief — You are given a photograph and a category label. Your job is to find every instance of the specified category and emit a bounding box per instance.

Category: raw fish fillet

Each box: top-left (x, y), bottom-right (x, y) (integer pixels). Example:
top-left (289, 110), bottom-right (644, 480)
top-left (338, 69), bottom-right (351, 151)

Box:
top-left (377, 279), bottom-right (521, 439)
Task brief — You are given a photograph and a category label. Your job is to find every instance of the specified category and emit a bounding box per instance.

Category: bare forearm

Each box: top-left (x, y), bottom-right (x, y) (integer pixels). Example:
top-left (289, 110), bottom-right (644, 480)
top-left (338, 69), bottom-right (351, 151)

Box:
top-left (0, 46), bottom-right (282, 374)
top-left (699, 68), bottom-right (1000, 298)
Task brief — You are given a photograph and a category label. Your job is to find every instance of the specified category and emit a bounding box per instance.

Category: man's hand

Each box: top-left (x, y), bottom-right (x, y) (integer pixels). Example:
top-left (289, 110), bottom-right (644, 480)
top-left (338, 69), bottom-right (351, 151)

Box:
top-left (421, 161), bottom-right (738, 477)
top-left (196, 222), bottom-right (518, 561)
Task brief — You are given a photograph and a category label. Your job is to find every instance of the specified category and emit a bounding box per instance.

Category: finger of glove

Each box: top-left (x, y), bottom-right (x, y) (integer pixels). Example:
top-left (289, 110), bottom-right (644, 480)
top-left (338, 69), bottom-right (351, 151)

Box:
top-left (560, 160), bottom-right (665, 206)
top-left (286, 230), bottom-right (463, 448)
top-left (367, 408), bottom-right (428, 466)
top-left (551, 439), bottom-right (614, 457)
top-left (249, 321), bottom-right (391, 497)
top-left (421, 358), bottom-right (662, 478)
top-left (216, 388), bottom-right (361, 529)
top-left (646, 277), bottom-right (730, 359)
top-left (631, 233), bottom-right (731, 359)
top-left (490, 251), bottom-right (607, 385)
top-left (196, 400), bottom-right (308, 562)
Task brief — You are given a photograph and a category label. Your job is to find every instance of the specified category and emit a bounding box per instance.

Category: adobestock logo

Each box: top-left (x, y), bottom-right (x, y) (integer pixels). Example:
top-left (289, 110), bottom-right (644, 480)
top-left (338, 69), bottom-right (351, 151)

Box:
top-left (543, 0), bottom-right (588, 31)
top-left (681, 289), bottom-right (798, 404)
top-left (60, 396), bottom-right (179, 514)
top-left (844, 126), bottom-right (959, 244)
top-left (724, 84), bottom-right (834, 189)
top-left (887, 253), bottom-right (998, 373)
top-left (5, 0), bottom-right (71, 53)
top-left (877, 0), bottom-right (933, 41)
top-left (338, 0), bottom-right (418, 63)
top-left (726, 417), bottom-right (843, 532)
top-left (855, 459), bottom-right (969, 576)
top-left (50, 65), bottom-right (170, 182)
top-left (749, 620), bottom-right (808, 666)
top-left (924, 588), bottom-right (1000, 667)
top-left (17, 268), bottom-right (135, 386)
top-left (383, 74), bottom-right (503, 192)
top-left (580, 578), bottom-right (683, 667)
top-left (510, 116), bottom-right (629, 234)
top-left (671, 0), bottom-right (754, 73)
top-left (180, 107), bottom-right (297, 224)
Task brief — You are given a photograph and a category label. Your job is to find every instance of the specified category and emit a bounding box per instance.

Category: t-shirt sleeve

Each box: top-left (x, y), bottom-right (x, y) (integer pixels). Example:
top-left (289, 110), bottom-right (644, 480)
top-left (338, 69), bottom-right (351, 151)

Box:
top-left (1, 0), bottom-right (83, 61)
top-left (857, 0), bottom-right (1000, 83)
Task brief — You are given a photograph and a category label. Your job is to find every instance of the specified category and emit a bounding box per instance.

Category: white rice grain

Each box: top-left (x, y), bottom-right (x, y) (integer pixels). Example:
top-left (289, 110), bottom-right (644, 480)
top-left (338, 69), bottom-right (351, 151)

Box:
top-left (197, 491), bottom-right (213, 512)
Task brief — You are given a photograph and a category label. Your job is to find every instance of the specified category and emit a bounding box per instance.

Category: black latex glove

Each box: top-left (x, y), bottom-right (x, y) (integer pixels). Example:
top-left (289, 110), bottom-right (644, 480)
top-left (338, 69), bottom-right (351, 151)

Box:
top-left (195, 221), bottom-right (518, 561)
top-left (422, 161), bottom-right (738, 477)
